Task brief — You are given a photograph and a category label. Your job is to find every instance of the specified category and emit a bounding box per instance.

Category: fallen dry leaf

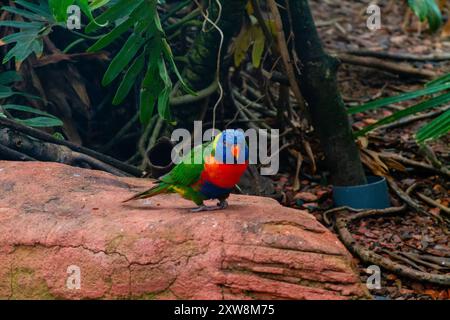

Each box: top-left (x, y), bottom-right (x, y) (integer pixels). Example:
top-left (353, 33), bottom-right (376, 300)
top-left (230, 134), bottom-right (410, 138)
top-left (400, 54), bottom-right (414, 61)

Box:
top-left (424, 289), bottom-right (441, 300)
top-left (294, 192), bottom-right (318, 202)
top-left (429, 207), bottom-right (441, 217)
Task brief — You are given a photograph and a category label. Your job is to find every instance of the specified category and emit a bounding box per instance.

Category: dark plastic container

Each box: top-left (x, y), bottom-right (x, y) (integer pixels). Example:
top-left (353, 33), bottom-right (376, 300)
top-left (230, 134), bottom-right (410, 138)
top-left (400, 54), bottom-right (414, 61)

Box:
top-left (332, 176), bottom-right (390, 209)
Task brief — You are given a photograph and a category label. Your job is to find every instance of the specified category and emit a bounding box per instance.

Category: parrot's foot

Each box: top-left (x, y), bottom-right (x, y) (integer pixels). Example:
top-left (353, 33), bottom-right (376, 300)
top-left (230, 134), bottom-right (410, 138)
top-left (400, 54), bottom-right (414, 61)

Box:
top-left (190, 200), bottom-right (228, 212)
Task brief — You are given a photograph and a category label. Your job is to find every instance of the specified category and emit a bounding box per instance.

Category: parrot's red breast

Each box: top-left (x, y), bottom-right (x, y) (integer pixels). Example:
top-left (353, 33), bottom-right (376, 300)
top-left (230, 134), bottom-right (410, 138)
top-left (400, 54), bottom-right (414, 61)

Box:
top-left (197, 155), bottom-right (248, 189)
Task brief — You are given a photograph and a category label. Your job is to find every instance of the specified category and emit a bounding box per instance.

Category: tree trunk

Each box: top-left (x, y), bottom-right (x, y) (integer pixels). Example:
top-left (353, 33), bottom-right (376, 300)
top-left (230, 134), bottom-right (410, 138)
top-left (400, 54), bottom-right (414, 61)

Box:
top-left (287, 0), bottom-right (367, 186)
top-left (173, 0), bottom-right (247, 128)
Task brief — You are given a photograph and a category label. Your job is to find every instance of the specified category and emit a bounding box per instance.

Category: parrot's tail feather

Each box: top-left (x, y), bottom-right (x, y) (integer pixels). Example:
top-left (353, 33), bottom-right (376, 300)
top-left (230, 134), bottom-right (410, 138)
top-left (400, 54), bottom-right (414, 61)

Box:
top-left (122, 183), bottom-right (169, 203)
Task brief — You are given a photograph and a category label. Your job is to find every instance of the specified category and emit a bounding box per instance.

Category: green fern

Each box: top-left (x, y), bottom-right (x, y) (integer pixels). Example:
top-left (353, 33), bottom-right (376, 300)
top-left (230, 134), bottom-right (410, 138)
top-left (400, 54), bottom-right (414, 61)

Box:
top-left (350, 73), bottom-right (450, 144)
top-left (0, 71), bottom-right (62, 128)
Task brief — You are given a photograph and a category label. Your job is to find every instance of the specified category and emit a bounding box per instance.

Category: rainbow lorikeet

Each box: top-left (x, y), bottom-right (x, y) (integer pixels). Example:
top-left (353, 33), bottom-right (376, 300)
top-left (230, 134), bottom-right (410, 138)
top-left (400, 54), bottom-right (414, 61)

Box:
top-left (123, 129), bottom-right (249, 211)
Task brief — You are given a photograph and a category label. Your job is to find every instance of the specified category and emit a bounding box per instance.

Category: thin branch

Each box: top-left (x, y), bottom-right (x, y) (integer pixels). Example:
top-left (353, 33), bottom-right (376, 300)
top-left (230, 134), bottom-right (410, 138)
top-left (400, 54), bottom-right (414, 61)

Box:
top-left (416, 192), bottom-right (450, 216)
top-left (0, 128), bottom-right (127, 176)
top-left (344, 50), bottom-right (450, 62)
top-left (337, 53), bottom-right (437, 79)
top-left (0, 144), bottom-right (36, 161)
top-left (377, 106), bottom-right (450, 131)
top-left (267, 0), bottom-right (306, 112)
top-left (379, 152), bottom-right (450, 178)
top-left (170, 81), bottom-right (219, 106)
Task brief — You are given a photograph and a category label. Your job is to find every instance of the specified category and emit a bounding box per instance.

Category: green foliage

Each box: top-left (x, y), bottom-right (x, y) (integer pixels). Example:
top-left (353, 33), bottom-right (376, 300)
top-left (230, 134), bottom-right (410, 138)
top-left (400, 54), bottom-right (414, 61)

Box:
top-left (350, 73), bottom-right (450, 144)
top-left (86, 0), bottom-right (195, 125)
top-left (0, 70), bottom-right (39, 100)
top-left (0, 0), bottom-right (101, 63)
top-left (0, 71), bottom-right (62, 128)
top-left (407, 0), bottom-right (443, 32)
top-left (0, 0), bottom-right (54, 64)
top-left (1, 104), bottom-right (63, 127)
top-left (48, 0), bottom-right (74, 21)
top-left (0, 0), bottom-right (195, 127)
top-left (347, 83), bottom-right (450, 115)
top-left (416, 109), bottom-right (450, 142)
top-left (48, 0), bottom-right (102, 24)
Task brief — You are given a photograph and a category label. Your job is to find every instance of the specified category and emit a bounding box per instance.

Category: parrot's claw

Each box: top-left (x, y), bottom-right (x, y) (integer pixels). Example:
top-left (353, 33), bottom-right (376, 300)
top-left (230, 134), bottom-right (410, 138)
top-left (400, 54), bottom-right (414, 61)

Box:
top-left (218, 200), bottom-right (228, 210)
top-left (190, 200), bottom-right (228, 212)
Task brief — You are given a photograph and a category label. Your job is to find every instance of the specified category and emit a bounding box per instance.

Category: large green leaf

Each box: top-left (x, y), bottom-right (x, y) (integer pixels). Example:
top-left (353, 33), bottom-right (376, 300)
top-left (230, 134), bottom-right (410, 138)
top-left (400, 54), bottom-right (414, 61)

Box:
top-left (0, 72), bottom-right (42, 100)
top-left (86, 0), bottom-right (143, 33)
top-left (0, 21), bottom-right (44, 29)
top-left (407, 0), bottom-right (442, 32)
top-left (48, 0), bottom-right (103, 25)
top-left (101, 32), bottom-right (146, 86)
top-left (0, 71), bottom-right (22, 85)
top-left (1, 6), bottom-right (48, 22)
top-left (162, 39), bottom-right (196, 96)
top-left (87, 1), bottom-right (149, 52)
top-left (2, 104), bottom-right (59, 119)
top-left (426, 73), bottom-right (450, 87)
top-left (139, 41), bottom-right (164, 125)
top-left (87, 18), bottom-right (134, 52)
top-left (1, 29), bottom-right (42, 44)
top-left (0, 85), bottom-right (14, 99)
top-left (90, 0), bottom-right (112, 10)
top-left (416, 109), bottom-right (450, 143)
top-left (14, 0), bottom-right (54, 21)
top-left (3, 32), bottom-right (44, 64)
top-left (16, 116), bottom-right (63, 127)
top-left (0, 83), bottom-right (40, 100)
top-left (157, 57), bottom-right (172, 121)
top-left (76, 0), bottom-right (99, 24)
top-left (355, 91), bottom-right (450, 137)
top-left (112, 51), bottom-right (146, 105)
top-left (347, 82), bottom-right (450, 115)
top-left (48, 0), bottom-right (74, 22)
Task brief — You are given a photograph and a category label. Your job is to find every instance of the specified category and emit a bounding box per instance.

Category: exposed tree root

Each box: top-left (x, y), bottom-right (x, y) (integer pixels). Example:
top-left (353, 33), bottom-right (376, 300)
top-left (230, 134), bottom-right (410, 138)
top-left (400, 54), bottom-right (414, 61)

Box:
top-left (0, 144), bottom-right (36, 161)
top-left (0, 128), bottom-right (127, 177)
top-left (0, 117), bottom-right (142, 177)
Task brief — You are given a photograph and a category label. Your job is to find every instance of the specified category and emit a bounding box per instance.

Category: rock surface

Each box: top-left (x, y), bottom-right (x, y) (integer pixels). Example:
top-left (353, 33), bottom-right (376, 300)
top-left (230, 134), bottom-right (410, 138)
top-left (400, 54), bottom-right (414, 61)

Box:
top-left (0, 161), bottom-right (369, 299)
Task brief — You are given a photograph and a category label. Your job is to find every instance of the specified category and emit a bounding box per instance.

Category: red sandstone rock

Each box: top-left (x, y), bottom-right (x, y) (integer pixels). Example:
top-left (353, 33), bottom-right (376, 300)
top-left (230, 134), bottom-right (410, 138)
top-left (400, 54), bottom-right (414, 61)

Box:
top-left (0, 161), bottom-right (369, 300)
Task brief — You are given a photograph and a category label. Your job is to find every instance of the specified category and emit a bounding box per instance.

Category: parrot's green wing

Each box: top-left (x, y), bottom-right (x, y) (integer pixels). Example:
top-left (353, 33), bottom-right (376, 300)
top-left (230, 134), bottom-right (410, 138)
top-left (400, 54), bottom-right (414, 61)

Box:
top-left (159, 141), bottom-right (212, 187)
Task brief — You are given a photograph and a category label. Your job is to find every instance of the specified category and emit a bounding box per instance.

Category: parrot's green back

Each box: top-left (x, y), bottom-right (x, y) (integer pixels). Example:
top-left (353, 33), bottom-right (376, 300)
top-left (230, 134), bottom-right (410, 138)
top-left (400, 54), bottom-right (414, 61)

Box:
top-left (123, 141), bottom-right (212, 203)
top-left (159, 142), bottom-right (210, 186)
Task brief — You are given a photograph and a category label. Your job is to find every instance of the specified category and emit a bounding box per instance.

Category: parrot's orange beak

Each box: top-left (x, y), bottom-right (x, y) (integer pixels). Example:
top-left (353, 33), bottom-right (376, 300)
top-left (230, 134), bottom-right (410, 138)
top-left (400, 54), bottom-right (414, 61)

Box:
top-left (231, 145), bottom-right (240, 159)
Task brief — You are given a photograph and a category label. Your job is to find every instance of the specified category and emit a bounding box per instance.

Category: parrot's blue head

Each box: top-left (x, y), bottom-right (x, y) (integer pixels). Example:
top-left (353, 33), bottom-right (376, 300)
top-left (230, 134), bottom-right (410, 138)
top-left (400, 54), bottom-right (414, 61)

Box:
top-left (214, 129), bottom-right (249, 164)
